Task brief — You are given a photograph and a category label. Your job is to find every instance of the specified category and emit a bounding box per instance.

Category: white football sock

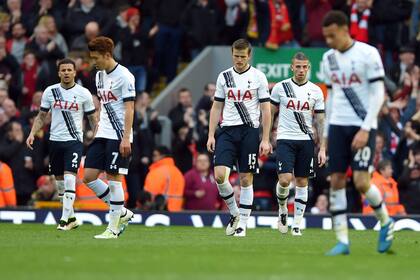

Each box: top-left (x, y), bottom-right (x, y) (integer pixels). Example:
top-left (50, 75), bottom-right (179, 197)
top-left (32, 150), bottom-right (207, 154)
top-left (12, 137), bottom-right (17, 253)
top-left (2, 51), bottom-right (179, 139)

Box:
top-left (108, 180), bottom-right (125, 233)
top-left (217, 181), bottom-right (239, 217)
top-left (292, 186), bottom-right (308, 229)
top-left (365, 185), bottom-right (390, 226)
top-left (56, 180), bottom-right (65, 203)
top-left (61, 174), bottom-right (76, 222)
top-left (330, 188), bottom-right (349, 245)
top-left (238, 185), bottom-right (253, 229)
top-left (276, 182), bottom-right (289, 214)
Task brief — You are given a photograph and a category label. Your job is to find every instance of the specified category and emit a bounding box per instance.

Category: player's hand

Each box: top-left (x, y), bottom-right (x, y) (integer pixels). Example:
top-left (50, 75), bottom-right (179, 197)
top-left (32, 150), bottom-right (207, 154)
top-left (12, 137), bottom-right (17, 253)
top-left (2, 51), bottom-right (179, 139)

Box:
top-left (318, 147), bottom-right (326, 167)
top-left (26, 134), bottom-right (34, 150)
top-left (351, 129), bottom-right (369, 150)
top-left (120, 138), bottom-right (131, 158)
top-left (259, 140), bottom-right (272, 156)
top-left (207, 136), bottom-right (215, 153)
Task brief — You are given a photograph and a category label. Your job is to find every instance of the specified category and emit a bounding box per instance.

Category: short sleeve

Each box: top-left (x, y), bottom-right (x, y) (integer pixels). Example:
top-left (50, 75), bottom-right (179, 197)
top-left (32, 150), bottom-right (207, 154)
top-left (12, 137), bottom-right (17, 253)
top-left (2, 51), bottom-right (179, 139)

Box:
top-left (122, 73), bottom-right (136, 102)
top-left (366, 47), bottom-right (385, 82)
top-left (321, 54), bottom-right (331, 88)
top-left (270, 83), bottom-right (282, 106)
top-left (40, 88), bottom-right (51, 112)
top-left (314, 87), bottom-right (325, 112)
top-left (257, 71), bottom-right (270, 102)
top-left (83, 90), bottom-right (96, 114)
top-left (214, 73), bottom-right (225, 102)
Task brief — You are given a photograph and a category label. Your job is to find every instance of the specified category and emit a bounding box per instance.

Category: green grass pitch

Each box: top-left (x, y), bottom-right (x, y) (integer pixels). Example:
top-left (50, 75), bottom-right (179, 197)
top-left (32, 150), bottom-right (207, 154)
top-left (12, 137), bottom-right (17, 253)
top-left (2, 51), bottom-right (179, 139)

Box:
top-left (0, 224), bottom-right (419, 280)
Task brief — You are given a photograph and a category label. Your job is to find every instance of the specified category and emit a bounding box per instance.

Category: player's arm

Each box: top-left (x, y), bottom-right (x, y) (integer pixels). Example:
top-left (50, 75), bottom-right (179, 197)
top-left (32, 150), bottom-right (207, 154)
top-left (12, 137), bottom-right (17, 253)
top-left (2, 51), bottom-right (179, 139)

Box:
top-left (121, 100), bottom-right (134, 157)
top-left (260, 101), bottom-right (272, 155)
top-left (207, 100), bottom-right (224, 153)
top-left (270, 103), bottom-right (278, 133)
top-left (86, 111), bottom-right (98, 133)
top-left (26, 109), bottom-right (48, 150)
top-left (315, 111), bottom-right (326, 167)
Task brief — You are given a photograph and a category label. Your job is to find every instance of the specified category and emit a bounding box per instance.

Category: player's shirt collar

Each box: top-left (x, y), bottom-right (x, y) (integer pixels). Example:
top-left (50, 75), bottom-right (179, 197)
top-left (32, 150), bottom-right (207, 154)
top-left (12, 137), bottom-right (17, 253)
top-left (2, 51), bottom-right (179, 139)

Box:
top-left (106, 63), bottom-right (119, 74)
top-left (60, 83), bottom-right (77, 90)
top-left (339, 40), bottom-right (356, 53)
top-left (291, 78), bottom-right (308, 87)
top-left (233, 65), bottom-right (251, 75)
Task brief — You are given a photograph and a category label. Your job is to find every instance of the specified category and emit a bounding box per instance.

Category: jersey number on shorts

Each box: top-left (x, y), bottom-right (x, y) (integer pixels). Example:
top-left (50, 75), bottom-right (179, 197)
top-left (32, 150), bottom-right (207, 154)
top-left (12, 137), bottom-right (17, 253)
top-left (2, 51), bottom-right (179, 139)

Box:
top-left (110, 152), bottom-right (118, 170)
top-left (248, 153), bottom-right (257, 170)
top-left (354, 146), bottom-right (371, 168)
top-left (71, 153), bottom-right (78, 168)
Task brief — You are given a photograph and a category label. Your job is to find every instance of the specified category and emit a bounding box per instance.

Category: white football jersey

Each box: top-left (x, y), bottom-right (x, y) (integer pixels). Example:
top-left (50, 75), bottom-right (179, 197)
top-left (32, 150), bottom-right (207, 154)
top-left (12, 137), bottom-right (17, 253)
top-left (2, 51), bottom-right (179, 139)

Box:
top-left (214, 66), bottom-right (270, 128)
top-left (271, 78), bottom-right (324, 140)
top-left (95, 64), bottom-right (136, 141)
top-left (321, 41), bottom-right (385, 128)
top-left (40, 83), bottom-right (95, 142)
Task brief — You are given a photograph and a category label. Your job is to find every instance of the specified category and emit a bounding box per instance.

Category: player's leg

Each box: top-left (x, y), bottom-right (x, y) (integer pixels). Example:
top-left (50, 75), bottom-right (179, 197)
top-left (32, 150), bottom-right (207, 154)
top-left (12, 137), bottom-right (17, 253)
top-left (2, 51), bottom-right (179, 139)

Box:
top-left (351, 131), bottom-right (393, 253)
top-left (291, 140), bottom-right (314, 236)
top-left (326, 125), bottom-right (352, 256)
top-left (214, 127), bottom-right (240, 235)
top-left (233, 127), bottom-right (260, 237)
top-left (276, 140), bottom-right (295, 234)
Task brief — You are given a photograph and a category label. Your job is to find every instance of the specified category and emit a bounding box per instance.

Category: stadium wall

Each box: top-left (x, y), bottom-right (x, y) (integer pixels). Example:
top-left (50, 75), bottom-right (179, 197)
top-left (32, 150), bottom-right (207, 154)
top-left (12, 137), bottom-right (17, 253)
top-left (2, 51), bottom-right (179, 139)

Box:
top-left (1, 210), bottom-right (419, 231)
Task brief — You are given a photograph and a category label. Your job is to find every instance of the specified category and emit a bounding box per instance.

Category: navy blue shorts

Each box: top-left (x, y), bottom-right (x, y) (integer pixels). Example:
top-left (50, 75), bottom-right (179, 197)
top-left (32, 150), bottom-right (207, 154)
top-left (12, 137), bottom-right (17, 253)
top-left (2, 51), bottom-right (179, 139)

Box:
top-left (328, 125), bottom-right (376, 173)
top-left (276, 139), bottom-right (314, 177)
top-left (84, 138), bottom-right (131, 175)
top-left (214, 125), bottom-right (260, 173)
top-left (49, 140), bottom-right (83, 176)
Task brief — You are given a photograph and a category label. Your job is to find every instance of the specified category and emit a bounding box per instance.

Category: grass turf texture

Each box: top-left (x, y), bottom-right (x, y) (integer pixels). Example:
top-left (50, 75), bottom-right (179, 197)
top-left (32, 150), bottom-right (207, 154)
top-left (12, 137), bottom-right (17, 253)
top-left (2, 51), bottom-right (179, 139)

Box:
top-left (1, 224), bottom-right (419, 280)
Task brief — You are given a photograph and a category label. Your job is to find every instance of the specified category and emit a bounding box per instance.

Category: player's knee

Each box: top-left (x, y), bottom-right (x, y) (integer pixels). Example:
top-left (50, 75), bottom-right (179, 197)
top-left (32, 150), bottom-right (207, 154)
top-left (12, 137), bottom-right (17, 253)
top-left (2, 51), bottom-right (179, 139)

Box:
top-left (278, 174), bottom-right (292, 187)
top-left (353, 172), bottom-right (370, 193)
top-left (295, 177), bottom-right (308, 187)
top-left (214, 167), bottom-right (228, 184)
top-left (330, 173), bottom-right (347, 189)
top-left (239, 173), bottom-right (253, 187)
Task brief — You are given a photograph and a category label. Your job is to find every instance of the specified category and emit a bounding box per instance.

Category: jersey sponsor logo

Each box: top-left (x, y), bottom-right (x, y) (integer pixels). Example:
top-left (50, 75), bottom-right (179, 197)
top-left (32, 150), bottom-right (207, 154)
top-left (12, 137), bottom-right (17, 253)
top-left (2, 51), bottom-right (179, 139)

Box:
top-left (286, 99), bottom-right (310, 111)
top-left (227, 89), bottom-right (252, 101)
top-left (97, 90), bottom-right (118, 103)
top-left (330, 72), bottom-right (362, 86)
top-left (52, 100), bottom-right (79, 111)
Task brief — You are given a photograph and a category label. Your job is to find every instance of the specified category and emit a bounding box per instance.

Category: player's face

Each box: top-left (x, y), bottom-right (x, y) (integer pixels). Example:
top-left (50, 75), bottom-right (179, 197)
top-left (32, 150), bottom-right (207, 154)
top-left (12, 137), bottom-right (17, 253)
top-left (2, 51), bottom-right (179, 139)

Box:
top-left (232, 48), bottom-right (251, 72)
top-left (322, 24), bottom-right (348, 51)
top-left (90, 51), bottom-right (108, 70)
top-left (58, 63), bottom-right (76, 85)
top-left (291, 59), bottom-right (310, 82)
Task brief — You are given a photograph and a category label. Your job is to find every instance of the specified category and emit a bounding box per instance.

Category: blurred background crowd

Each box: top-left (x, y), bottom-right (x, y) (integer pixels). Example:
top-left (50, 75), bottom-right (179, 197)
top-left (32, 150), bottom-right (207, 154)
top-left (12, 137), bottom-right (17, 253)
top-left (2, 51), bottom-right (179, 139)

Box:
top-left (0, 0), bottom-right (419, 216)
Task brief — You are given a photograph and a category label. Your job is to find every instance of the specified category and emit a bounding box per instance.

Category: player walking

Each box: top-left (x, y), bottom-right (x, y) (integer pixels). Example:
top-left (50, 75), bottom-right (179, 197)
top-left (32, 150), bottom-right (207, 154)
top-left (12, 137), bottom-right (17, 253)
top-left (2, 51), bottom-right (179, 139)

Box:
top-left (270, 52), bottom-right (326, 236)
top-left (207, 39), bottom-right (271, 237)
top-left (321, 11), bottom-right (394, 255)
top-left (83, 37), bottom-right (135, 239)
top-left (26, 58), bottom-right (96, 230)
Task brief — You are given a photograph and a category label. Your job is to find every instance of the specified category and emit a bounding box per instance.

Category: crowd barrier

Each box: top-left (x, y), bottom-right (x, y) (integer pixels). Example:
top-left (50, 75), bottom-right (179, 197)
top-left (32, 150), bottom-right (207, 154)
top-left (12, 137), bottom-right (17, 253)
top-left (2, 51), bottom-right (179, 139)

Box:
top-left (1, 209), bottom-right (419, 231)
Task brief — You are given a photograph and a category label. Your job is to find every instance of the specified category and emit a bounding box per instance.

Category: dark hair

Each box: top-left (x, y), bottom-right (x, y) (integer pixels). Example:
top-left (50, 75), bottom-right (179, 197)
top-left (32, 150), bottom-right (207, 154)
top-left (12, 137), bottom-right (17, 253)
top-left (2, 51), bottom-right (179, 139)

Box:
top-left (292, 51), bottom-right (309, 61)
top-left (322, 11), bottom-right (349, 27)
top-left (232, 38), bottom-right (252, 54)
top-left (178, 88), bottom-right (190, 96)
top-left (57, 58), bottom-right (76, 70)
top-left (377, 159), bottom-right (392, 172)
top-left (88, 36), bottom-right (114, 55)
top-left (204, 83), bottom-right (214, 91)
top-left (154, 146), bottom-right (171, 157)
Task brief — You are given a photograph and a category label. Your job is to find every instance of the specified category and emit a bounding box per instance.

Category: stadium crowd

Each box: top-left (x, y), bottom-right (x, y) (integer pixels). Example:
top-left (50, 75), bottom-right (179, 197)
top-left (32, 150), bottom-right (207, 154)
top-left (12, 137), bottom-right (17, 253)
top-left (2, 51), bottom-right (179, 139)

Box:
top-left (0, 0), bottom-right (419, 215)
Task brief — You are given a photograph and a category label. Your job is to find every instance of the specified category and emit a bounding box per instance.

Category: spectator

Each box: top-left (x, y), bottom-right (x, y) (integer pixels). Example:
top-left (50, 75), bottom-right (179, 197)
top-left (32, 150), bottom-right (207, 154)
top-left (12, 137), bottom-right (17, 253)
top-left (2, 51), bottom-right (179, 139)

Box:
top-left (265, 0), bottom-right (298, 49)
top-left (25, 24), bottom-right (64, 87)
top-left (310, 194), bottom-right (329, 214)
top-left (0, 107), bottom-right (9, 136)
top-left (349, 0), bottom-right (372, 43)
top-left (195, 108), bottom-right (209, 153)
top-left (21, 51), bottom-right (40, 108)
top-left (64, 0), bottom-right (107, 43)
top-left (121, 7), bottom-right (157, 93)
top-left (362, 160), bottom-right (406, 216)
top-left (0, 121), bottom-right (41, 205)
top-left (389, 46), bottom-right (415, 87)
top-left (144, 146), bottom-right (185, 211)
top-left (304, 0), bottom-right (333, 47)
top-left (181, 0), bottom-right (223, 59)
top-left (253, 153), bottom-right (277, 211)
top-left (1, 98), bottom-right (19, 121)
top-left (70, 21), bottom-right (99, 53)
top-left (0, 12), bottom-right (10, 38)
top-left (172, 122), bottom-right (194, 174)
top-left (184, 153), bottom-right (220, 210)
top-left (398, 143), bottom-right (420, 213)
top-left (222, 0), bottom-right (248, 45)
top-left (27, 0), bottom-right (64, 33)
top-left (6, 22), bottom-right (28, 64)
top-left (168, 88), bottom-right (193, 133)
top-left (373, 131), bottom-right (392, 170)
top-left (29, 175), bottom-right (58, 204)
top-left (39, 15), bottom-right (68, 56)
top-left (0, 36), bottom-right (22, 103)
top-left (0, 86), bottom-right (7, 105)
top-left (0, 160), bottom-right (16, 208)
top-left (73, 55), bottom-right (96, 94)
top-left (6, 0), bottom-right (23, 26)
top-left (195, 82), bottom-right (215, 114)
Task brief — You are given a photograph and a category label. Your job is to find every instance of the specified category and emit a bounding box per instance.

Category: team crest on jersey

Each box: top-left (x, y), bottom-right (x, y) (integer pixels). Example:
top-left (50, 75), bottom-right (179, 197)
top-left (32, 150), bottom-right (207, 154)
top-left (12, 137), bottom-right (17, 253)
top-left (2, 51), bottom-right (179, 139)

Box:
top-left (53, 100), bottom-right (79, 111)
top-left (331, 72), bottom-right (361, 86)
top-left (97, 90), bottom-right (118, 103)
top-left (286, 99), bottom-right (310, 111)
top-left (227, 89), bottom-right (252, 101)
